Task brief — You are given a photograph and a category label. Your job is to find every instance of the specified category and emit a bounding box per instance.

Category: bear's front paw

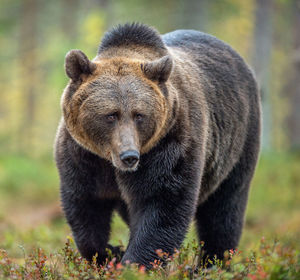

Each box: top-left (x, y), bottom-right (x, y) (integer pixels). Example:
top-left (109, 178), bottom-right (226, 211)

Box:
top-left (106, 245), bottom-right (125, 262)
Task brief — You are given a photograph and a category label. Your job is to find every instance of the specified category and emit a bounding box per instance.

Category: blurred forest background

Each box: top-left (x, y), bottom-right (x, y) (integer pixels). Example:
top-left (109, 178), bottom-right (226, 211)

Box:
top-left (0, 0), bottom-right (299, 266)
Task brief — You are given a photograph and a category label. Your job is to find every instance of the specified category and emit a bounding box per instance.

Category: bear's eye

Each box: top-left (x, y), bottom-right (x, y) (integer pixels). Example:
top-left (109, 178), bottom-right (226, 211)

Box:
top-left (105, 113), bottom-right (118, 123)
top-left (134, 113), bottom-right (144, 122)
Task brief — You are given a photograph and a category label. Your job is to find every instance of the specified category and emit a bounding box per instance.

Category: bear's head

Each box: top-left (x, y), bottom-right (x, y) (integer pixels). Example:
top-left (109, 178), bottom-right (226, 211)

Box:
top-left (61, 49), bottom-right (173, 171)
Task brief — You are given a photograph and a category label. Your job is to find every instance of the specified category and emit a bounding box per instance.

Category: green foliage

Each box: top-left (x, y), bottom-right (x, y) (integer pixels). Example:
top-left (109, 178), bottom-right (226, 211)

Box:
top-left (1, 222), bottom-right (68, 259)
top-left (0, 154), bottom-right (59, 205)
top-left (0, 237), bottom-right (299, 279)
top-left (241, 152), bottom-right (300, 250)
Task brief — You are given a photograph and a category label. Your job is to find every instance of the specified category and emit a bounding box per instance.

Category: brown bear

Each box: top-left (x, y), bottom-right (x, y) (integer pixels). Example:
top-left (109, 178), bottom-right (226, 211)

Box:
top-left (55, 23), bottom-right (261, 268)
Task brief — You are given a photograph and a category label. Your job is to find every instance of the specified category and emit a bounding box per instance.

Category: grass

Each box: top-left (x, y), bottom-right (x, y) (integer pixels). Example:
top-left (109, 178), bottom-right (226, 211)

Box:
top-left (0, 152), bottom-right (299, 279)
top-left (1, 236), bottom-right (299, 279)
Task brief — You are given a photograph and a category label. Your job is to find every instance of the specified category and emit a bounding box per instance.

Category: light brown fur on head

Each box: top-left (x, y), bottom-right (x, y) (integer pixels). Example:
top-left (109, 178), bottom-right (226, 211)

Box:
top-left (62, 52), bottom-right (176, 171)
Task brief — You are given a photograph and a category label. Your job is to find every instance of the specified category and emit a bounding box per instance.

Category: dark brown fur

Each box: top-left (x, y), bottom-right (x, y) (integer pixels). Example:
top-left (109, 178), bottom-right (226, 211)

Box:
top-left (55, 23), bottom-right (261, 268)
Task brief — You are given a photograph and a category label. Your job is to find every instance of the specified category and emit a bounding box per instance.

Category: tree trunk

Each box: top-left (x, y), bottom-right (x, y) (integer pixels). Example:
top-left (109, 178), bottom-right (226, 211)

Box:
top-left (179, 0), bottom-right (210, 32)
top-left (286, 0), bottom-right (300, 149)
top-left (97, 0), bottom-right (113, 28)
top-left (61, 0), bottom-right (79, 40)
top-left (19, 0), bottom-right (38, 152)
top-left (252, 0), bottom-right (273, 150)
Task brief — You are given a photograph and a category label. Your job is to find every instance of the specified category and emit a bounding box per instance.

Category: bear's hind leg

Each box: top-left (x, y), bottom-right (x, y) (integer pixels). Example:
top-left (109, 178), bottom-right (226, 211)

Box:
top-left (196, 150), bottom-right (258, 264)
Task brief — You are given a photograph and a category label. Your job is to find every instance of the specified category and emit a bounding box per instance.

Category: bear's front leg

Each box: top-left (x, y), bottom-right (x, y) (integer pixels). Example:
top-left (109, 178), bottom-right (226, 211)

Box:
top-left (119, 167), bottom-right (200, 268)
top-left (121, 191), bottom-right (196, 268)
top-left (56, 133), bottom-right (122, 264)
top-left (61, 192), bottom-right (119, 263)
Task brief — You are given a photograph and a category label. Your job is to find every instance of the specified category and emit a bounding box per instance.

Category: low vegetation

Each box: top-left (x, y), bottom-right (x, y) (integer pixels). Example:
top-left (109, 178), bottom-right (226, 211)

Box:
top-left (0, 237), bottom-right (299, 279)
top-left (0, 152), bottom-right (299, 279)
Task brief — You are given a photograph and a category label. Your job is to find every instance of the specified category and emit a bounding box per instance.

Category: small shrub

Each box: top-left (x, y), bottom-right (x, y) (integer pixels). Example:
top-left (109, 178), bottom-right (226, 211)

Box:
top-left (0, 237), bottom-right (299, 279)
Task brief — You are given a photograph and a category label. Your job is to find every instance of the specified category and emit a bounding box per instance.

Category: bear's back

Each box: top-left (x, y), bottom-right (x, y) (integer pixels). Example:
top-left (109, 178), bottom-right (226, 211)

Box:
top-left (163, 30), bottom-right (260, 198)
top-left (163, 29), bottom-right (258, 100)
top-left (163, 29), bottom-right (224, 49)
top-left (163, 29), bottom-right (255, 88)
top-left (163, 29), bottom-right (242, 63)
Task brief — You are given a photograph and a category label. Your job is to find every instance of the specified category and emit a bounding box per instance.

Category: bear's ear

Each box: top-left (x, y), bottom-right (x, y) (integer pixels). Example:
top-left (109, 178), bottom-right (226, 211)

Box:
top-left (142, 55), bottom-right (173, 83)
top-left (65, 49), bottom-right (97, 81)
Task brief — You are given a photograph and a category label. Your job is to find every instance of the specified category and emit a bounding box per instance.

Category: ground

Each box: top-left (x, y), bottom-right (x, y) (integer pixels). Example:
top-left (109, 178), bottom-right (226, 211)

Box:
top-left (0, 152), bottom-right (299, 279)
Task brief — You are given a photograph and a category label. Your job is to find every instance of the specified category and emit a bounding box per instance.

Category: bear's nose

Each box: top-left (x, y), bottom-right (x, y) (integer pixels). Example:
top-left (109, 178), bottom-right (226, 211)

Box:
top-left (120, 150), bottom-right (140, 167)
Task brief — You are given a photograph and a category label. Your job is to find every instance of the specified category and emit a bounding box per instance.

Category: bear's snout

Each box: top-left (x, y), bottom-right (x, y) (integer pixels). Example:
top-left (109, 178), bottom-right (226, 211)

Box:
top-left (120, 150), bottom-right (140, 168)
